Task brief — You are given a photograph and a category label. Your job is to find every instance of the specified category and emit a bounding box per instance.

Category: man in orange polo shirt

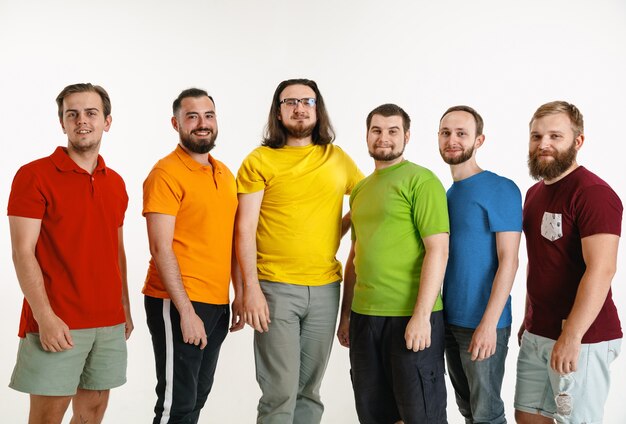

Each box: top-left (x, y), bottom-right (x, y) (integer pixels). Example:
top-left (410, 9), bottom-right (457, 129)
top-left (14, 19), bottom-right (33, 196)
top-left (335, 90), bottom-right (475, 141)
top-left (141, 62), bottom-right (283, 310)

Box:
top-left (142, 88), bottom-right (243, 423)
top-left (8, 83), bottom-right (133, 424)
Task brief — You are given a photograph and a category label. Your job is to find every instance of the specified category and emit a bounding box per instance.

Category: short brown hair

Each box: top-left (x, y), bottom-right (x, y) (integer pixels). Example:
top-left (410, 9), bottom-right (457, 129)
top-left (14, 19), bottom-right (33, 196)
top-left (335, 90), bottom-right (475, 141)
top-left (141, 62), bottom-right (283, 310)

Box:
top-left (173, 88), bottom-right (215, 116)
top-left (56, 83), bottom-right (111, 119)
top-left (530, 101), bottom-right (584, 137)
top-left (440, 105), bottom-right (484, 136)
top-left (366, 104), bottom-right (411, 133)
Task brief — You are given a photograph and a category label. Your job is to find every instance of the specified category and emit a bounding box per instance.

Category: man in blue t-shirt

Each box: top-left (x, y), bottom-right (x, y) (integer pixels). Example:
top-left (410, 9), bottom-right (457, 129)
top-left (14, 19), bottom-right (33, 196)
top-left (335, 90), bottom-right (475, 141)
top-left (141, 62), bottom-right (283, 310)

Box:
top-left (438, 105), bottom-right (522, 424)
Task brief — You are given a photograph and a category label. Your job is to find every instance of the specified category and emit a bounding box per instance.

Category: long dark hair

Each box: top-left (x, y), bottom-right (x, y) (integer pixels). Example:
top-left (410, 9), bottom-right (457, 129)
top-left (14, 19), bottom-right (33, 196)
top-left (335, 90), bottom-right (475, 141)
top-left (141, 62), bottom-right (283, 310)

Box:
top-left (262, 78), bottom-right (335, 148)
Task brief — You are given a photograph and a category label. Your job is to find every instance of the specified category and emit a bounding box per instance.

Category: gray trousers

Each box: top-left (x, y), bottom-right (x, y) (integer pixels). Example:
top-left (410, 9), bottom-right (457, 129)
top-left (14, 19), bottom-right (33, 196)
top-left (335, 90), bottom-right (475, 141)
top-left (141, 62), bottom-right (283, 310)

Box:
top-left (254, 280), bottom-right (340, 424)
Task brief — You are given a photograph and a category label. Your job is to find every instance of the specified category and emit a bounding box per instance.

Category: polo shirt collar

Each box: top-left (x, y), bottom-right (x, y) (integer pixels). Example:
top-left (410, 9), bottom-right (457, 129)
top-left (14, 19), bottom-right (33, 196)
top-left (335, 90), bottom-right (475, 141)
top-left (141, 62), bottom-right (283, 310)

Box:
top-left (50, 146), bottom-right (107, 174)
top-left (175, 144), bottom-right (222, 173)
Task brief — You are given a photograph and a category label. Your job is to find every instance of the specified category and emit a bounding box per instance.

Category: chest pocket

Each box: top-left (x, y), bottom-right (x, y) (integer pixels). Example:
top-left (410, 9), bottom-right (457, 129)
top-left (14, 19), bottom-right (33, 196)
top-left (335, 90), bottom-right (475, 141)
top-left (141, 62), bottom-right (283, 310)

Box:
top-left (541, 212), bottom-right (563, 241)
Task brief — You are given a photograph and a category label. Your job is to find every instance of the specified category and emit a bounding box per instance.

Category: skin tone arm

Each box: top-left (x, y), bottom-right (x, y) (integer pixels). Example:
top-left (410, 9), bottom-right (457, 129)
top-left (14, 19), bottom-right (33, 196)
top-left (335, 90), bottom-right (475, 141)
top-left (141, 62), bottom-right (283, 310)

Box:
top-left (469, 231), bottom-right (520, 360)
top-left (229, 238), bottom-right (245, 332)
top-left (9, 216), bottom-right (74, 352)
top-left (146, 213), bottom-right (207, 349)
top-left (235, 190), bottom-right (271, 332)
top-left (337, 240), bottom-right (356, 347)
top-left (118, 226), bottom-right (134, 339)
top-left (550, 233), bottom-right (620, 374)
top-left (341, 212), bottom-right (352, 238)
top-left (405, 232), bottom-right (449, 351)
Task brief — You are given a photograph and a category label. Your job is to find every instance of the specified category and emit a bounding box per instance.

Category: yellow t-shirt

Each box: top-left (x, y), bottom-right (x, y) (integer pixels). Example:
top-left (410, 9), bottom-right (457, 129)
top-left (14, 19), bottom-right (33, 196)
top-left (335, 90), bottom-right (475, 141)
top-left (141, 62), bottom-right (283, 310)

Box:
top-left (237, 144), bottom-right (363, 286)
top-left (142, 146), bottom-right (237, 304)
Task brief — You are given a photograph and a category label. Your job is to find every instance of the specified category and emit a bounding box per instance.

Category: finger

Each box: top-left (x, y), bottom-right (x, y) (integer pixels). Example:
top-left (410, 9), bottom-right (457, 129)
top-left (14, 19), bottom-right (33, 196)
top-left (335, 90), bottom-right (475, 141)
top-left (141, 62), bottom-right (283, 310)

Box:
top-left (200, 335), bottom-right (208, 350)
top-left (260, 314), bottom-right (269, 332)
top-left (64, 329), bottom-right (74, 348)
top-left (252, 314), bottom-right (263, 333)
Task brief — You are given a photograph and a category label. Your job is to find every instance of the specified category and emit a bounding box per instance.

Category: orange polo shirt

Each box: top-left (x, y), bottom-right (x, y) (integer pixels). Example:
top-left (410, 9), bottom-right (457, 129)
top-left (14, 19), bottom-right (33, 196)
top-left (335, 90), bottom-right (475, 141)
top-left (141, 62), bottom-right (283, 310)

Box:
top-left (142, 145), bottom-right (237, 304)
top-left (8, 147), bottom-right (128, 337)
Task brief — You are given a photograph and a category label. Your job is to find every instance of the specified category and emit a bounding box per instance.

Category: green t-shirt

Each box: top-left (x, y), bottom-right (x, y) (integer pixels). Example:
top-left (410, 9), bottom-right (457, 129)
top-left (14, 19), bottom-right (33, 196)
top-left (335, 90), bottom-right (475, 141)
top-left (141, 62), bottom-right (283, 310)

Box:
top-left (350, 161), bottom-right (449, 316)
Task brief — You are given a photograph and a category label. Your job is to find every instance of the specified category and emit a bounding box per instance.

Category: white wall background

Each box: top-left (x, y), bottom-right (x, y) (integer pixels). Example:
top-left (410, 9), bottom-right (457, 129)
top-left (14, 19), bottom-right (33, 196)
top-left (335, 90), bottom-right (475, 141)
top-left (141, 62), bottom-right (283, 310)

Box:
top-left (1, 1), bottom-right (625, 422)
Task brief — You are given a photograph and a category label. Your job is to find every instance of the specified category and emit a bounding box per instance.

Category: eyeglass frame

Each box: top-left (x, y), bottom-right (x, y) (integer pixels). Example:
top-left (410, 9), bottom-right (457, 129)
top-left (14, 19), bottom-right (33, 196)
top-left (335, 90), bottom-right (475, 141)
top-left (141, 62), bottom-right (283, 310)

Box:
top-left (279, 97), bottom-right (317, 108)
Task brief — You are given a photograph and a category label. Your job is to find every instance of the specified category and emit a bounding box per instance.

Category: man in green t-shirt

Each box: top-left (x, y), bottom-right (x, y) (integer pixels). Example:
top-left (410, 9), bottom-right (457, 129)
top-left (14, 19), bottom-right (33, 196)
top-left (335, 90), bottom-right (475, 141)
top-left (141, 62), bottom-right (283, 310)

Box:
top-left (337, 103), bottom-right (450, 424)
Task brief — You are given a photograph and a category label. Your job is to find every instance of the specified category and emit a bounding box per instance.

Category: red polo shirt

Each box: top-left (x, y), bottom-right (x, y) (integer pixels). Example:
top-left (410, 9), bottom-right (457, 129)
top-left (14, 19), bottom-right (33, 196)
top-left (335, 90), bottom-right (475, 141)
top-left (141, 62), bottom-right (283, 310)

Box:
top-left (8, 147), bottom-right (128, 337)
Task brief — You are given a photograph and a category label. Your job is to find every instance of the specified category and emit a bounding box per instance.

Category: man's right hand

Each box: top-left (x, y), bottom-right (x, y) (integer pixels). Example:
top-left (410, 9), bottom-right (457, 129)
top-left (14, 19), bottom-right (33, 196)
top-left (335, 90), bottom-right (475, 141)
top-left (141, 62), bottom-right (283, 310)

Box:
top-left (180, 310), bottom-right (207, 349)
top-left (336, 316), bottom-right (350, 348)
top-left (243, 284), bottom-right (270, 333)
top-left (37, 312), bottom-right (73, 352)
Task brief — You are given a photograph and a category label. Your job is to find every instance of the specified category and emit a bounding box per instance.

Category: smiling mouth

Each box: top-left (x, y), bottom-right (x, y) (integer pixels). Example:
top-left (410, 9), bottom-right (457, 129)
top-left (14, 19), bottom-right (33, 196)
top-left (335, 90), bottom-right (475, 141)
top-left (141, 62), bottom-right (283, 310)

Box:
top-left (76, 129), bottom-right (92, 134)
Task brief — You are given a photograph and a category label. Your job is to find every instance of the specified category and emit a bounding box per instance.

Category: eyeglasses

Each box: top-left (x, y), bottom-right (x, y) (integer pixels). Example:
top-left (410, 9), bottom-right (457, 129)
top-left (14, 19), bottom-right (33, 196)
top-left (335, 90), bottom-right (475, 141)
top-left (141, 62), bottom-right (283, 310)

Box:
top-left (279, 98), bottom-right (317, 108)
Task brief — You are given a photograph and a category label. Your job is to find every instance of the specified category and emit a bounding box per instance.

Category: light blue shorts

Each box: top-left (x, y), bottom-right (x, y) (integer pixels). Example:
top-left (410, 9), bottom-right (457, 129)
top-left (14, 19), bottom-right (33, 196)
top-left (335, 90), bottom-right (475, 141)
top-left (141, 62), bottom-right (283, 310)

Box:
top-left (9, 324), bottom-right (127, 396)
top-left (514, 331), bottom-right (621, 423)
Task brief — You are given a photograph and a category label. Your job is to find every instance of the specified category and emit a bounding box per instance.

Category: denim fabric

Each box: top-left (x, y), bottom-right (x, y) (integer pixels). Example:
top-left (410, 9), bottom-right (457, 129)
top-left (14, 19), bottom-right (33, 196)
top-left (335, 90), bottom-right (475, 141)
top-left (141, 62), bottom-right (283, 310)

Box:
top-left (514, 331), bottom-right (622, 424)
top-left (349, 311), bottom-right (447, 424)
top-left (445, 324), bottom-right (510, 424)
top-left (254, 281), bottom-right (340, 424)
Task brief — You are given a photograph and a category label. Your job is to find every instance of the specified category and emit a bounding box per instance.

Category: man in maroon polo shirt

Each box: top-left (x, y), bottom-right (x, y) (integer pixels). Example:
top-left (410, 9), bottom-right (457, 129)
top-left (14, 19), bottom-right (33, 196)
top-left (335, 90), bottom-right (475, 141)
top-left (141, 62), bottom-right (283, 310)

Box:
top-left (7, 83), bottom-right (133, 424)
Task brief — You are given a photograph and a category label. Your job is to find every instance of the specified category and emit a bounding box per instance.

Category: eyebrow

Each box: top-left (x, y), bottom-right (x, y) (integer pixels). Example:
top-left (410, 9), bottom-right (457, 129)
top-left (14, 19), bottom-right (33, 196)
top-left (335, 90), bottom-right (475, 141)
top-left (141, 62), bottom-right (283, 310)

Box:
top-left (185, 110), bottom-right (215, 116)
top-left (371, 125), bottom-right (401, 131)
top-left (65, 107), bottom-right (100, 114)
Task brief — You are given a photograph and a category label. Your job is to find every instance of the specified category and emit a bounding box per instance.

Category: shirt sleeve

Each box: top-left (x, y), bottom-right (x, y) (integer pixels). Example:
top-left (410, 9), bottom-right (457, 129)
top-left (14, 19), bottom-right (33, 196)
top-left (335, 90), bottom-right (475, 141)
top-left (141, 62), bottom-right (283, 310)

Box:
top-left (413, 175), bottom-right (450, 238)
top-left (342, 150), bottom-right (365, 195)
top-left (576, 184), bottom-right (623, 238)
top-left (487, 178), bottom-right (523, 233)
top-left (142, 167), bottom-right (181, 216)
top-left (236, 150), bottom-right (266, 194)
top-left (7, 166), bottom-right (46, 219)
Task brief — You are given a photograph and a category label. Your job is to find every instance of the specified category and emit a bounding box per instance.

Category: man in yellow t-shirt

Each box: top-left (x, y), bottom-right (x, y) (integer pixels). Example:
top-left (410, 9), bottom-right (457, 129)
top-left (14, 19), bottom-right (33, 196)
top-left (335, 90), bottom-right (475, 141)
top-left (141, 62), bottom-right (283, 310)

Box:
top-left (236, 78), bottom-right (363, 423)
top-left (143, 88), bottom-right (243, 423)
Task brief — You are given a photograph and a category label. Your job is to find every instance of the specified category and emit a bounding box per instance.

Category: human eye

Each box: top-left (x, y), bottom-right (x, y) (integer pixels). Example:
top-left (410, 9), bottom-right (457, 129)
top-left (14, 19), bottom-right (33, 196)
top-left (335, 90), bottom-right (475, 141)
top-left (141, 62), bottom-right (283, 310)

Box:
top-left (439, 130), bottom-right (449, 137)
top-left (457, 131), bottom-right (466, 137)
top-left (282, 98), bottom-right (297, 106)
top-left (550, 134), bottom-right (562, 139)
top-left (303, 98), bottom-right (316, 107)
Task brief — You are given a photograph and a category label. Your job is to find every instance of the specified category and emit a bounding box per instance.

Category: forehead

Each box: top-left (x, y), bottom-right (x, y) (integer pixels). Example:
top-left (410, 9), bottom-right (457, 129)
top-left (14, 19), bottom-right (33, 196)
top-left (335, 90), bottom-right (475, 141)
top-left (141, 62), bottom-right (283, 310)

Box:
top-left (440, 111), bottom-right (475, 129)
top-left (530, 113), bottom-right (572, 132)
top-left (280, 84), bottom-right (315, 99)
top-left (179, 96), bottom-right (215, 113)
top-left (62, 91), bottom-right (103, 112)
top-left (369, 114), bottom-right (404, 128)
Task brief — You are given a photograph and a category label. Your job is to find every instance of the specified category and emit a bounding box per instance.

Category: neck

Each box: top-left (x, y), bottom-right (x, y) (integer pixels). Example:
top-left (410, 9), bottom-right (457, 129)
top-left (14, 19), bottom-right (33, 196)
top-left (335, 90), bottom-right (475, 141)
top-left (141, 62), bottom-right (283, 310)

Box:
top-left (179, 143), bottom-right (212, 167)
top-left (286, 136), bottom-right (313, 147)
top-left (375, 156), bottom-right (404, 170)
top-left (450, 159), bottom-right (482, 181)
top-left (543, 161), bottom-right (579, 185)
top-left (67, 144), bottom-right (100, 174)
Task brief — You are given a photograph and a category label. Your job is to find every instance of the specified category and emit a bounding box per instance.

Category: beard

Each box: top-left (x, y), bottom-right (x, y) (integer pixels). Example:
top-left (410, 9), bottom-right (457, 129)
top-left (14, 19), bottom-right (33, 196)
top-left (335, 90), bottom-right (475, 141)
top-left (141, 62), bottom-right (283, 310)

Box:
top-left (369, 143), bottom-right (406, 162)
top-left (284, 121), bottom-right (315, 139)
top-left (180, 128), bottom-right (217, 154)
top-left (528, 141), bottom-right (577, 181)
top-left (440, 145), bottom-right (475, 165)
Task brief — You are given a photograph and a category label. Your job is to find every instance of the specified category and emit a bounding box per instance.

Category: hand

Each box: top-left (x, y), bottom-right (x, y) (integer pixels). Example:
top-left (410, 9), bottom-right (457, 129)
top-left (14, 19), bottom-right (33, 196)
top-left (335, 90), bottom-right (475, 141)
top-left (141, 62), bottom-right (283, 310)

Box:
top-left (336, 316), bottom-right (350, 347)
top-left (180, 310), bottom-right (207, 349)
top-left (243, 284), bottom-right (271, 333)
top-left (230, 296), bottom-right (245, 332)
top-left (124, 314), bottom-right (134, 340)
top-left (37, 312), bottom-right (73, 352)
top-left (517, 323), bottom-right (525, 346)
top-left (550, 333), bottom-right (581, 374)
top-left (468, 323), bottom-right (496, 361)
top-left (405, 315), bottom-right (431, 352)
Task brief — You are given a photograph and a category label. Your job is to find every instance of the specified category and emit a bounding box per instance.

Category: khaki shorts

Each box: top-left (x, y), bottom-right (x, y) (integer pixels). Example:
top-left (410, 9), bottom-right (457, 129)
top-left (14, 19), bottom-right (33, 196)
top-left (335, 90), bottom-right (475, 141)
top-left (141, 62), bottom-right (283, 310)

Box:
top-left (9, 324), bottom-right (127, 396)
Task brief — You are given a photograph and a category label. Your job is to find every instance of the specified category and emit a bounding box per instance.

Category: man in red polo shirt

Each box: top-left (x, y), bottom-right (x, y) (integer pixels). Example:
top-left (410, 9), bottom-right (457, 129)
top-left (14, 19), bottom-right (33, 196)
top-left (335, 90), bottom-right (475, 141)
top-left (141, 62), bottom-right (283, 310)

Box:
top-left (7, 83), bottom-right (133, 424)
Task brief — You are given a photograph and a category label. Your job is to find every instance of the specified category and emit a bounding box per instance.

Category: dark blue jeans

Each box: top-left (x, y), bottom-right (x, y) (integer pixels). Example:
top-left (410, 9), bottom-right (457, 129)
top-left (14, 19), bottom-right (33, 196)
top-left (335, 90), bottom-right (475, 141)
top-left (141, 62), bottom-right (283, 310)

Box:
top-left (349, 311), bottom-right (447, 424)
top-left (444, 324), bottom-right (510, 424)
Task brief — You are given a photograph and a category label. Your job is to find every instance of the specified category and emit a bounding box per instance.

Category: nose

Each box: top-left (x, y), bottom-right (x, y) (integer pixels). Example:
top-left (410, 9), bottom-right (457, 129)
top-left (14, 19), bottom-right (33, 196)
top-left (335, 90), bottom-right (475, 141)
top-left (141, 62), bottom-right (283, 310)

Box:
top-left (537, 135), bottom-right (551, 150)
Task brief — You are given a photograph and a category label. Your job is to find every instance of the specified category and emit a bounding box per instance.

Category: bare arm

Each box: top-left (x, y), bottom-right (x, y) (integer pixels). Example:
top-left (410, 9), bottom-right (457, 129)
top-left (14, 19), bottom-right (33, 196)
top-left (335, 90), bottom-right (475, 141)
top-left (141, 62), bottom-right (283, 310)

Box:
top-left (146, 213), bottom-right (207, 349)
top-left (341, 212), bottom-right (352, 238)
top-left (469, 231), bottom-right (521, 360)
top-left (405, 232), bottom-right (449, 351)
top-left (337, 240), bottom-right (356, 347)
top-left (118, 226), bottom-right (134, 340)
top-left (9, 216), bottom-right (73, 352)
top-left (235, 191), bottom-right (270, 332)
top-left (229, 237), bottom-right (245, 332)
top-left (550, 233), bottom-right (620, 374)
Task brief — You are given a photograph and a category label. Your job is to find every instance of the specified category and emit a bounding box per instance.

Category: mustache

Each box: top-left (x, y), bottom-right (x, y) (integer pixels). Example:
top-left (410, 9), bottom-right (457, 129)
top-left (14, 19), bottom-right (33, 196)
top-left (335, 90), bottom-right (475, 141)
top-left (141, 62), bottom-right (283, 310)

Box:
top-left (192, 128), bottom-right (213, 134)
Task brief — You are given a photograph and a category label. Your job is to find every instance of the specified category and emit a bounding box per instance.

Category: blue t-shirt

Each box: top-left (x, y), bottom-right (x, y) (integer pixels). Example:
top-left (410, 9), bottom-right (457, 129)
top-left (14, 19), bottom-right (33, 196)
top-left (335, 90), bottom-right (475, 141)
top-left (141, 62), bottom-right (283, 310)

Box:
top-left (443, 171), bottom-right (522, 329)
